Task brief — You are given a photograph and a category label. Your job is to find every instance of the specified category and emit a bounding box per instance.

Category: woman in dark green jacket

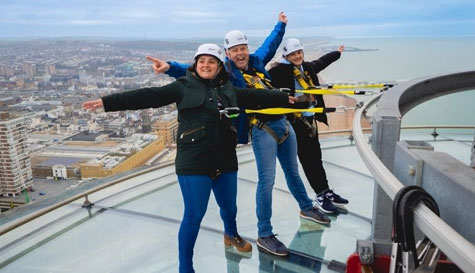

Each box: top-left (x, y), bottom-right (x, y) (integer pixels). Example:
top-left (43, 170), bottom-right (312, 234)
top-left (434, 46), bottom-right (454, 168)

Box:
top-left (82, 43), bottom-right (294, 273)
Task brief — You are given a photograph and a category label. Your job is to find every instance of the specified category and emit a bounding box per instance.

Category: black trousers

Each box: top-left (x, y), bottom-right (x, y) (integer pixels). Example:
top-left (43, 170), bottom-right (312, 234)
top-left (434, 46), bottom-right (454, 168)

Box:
top-left (290, 115), bottom-right (329, 194)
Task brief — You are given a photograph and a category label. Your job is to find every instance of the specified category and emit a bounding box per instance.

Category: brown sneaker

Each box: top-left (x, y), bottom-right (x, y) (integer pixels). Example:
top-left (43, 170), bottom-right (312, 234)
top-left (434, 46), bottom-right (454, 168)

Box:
top-left (224, 234), bottom-right (252, 252)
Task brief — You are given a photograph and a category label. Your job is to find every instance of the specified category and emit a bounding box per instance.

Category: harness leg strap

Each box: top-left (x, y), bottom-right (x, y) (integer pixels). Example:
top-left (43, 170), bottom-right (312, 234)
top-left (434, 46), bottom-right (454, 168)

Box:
top-left (251, 118), bottom-right (289, 144)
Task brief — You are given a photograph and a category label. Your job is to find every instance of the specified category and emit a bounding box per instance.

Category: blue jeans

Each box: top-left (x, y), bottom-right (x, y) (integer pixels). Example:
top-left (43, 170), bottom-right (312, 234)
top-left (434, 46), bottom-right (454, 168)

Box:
top-left (177, 172), bottom-right (238, 273)
top-left (251, 117), bottom-right (313, 237)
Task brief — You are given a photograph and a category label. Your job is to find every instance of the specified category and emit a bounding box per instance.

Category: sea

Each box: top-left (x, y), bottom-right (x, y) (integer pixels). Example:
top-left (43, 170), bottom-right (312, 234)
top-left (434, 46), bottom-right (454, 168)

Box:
top-left (300, 36), bottom-right (475, 127)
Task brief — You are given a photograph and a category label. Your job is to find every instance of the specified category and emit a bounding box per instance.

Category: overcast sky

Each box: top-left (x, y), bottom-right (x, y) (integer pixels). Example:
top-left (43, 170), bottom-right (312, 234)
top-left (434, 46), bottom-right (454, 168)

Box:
top-left (1, 0), bottom-right (474, 39)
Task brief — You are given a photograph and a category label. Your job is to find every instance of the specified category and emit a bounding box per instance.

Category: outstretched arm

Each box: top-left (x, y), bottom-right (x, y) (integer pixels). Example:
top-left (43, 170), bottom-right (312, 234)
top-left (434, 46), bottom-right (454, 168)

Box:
top-left (82, 81), bottom-right (184, 113)
top-left (235, 87), bottom-right (297, 109)
top-left (146, 56), bottom-right (189, 78)
top-left (253, 11), bottom-right (287, 65)
top-left (146, 56), bottom-right (170, 74)
top-left (167, 61), bottom-right (190, 78)
top-left (82, 99), bottom-right (104, 111)
top-left (309, 46), bottom-right (343, 73)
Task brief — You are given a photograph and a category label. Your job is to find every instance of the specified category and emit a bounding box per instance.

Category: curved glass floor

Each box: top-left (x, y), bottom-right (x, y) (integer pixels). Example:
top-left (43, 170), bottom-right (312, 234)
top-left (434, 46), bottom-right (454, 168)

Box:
top-left (0, 131), bottom-right (472, 273)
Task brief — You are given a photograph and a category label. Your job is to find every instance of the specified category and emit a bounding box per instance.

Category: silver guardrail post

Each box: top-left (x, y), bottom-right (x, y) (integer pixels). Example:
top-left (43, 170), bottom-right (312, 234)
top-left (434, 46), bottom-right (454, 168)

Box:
top-left (82, 195), bottom-right (94, 208)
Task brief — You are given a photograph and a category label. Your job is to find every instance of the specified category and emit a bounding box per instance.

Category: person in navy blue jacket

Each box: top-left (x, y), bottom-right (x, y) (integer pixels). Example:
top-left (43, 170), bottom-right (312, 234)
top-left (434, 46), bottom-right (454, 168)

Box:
top-left (146, 12), bottom-right (330, 257)
top-left (269, 38), bottom-right (349, 214)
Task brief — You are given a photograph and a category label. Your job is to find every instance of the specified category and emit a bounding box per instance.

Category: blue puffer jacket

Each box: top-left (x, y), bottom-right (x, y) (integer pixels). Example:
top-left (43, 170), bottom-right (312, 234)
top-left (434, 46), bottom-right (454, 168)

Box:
top-left (166, 21), bottom-right (286, 143)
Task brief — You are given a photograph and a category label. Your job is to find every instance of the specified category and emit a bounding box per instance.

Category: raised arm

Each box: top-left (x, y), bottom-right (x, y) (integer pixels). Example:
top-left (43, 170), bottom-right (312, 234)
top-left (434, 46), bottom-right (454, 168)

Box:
top-left (253, 11), bottom-right (287, 65)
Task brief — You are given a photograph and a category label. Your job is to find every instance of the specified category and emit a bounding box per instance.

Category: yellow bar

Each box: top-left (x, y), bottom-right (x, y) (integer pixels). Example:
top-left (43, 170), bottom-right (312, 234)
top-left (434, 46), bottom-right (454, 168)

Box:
top-left (295, 89), bottom-right (357, 95)
top-left (246, 107), bottom-right (325, 115)
top-left (330, 84), bottom-right (387, 89)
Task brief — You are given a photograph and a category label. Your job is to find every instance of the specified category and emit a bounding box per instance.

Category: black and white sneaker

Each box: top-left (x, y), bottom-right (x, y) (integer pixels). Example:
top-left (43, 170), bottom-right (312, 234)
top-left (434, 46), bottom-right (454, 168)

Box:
top-left (326, 189), bottom-right (349, 208)
top-left (314, 191), bottom-right (337, 213)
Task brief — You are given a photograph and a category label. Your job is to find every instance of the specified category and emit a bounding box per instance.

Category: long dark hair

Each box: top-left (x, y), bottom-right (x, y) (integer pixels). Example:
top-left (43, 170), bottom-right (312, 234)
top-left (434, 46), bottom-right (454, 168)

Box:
top-left (188, 55), bottom-right (229, 85)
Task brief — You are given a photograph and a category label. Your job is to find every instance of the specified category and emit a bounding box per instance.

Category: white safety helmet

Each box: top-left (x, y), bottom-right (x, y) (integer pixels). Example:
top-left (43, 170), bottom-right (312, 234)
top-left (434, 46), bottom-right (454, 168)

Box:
top-left (282, 38), bottom-right (304, 56)
top-left (223, 30), bottom-right (248, 50)
top-left (194, 43), bottom-right (224, 62)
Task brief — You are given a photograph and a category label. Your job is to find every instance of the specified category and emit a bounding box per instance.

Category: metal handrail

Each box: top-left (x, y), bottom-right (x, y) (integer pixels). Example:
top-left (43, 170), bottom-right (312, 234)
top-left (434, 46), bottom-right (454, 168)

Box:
top-left (353, 94), bottom-right (475, 273)
top-left (401, 125), bottom-right (475, 130)
top-left (319, 126), bottom-right (474, 136)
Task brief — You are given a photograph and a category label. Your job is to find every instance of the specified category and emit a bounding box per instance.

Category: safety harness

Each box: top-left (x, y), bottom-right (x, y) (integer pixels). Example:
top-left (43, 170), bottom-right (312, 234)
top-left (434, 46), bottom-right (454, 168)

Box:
top-left (293, 68), bottom-right (315, 92)
top-left (293, 67), bottom-right (318, 137)
top-left (249, 118), bottom-right (289, 144)
top-left (242, 69), bottom-right (289, 144)
top-left (241, 70), bottom-right (274, 90)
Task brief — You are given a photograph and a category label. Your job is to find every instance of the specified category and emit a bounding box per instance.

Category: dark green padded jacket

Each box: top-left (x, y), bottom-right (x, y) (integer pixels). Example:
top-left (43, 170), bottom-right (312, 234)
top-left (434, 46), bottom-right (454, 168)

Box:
top-left (102, 71), bottom-right (289, 176)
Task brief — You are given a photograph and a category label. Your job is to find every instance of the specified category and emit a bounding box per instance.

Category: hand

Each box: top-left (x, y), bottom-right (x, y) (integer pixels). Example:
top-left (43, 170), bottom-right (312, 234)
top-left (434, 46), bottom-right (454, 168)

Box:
top-left (146, 56), bottom-right (170, 74)
top-left (288, 96), bottom-right (297, 104)
top-left (82, 99), bottom-right (104, 111)
top-left (338, 45), bottom-right (345, 53)
top-left (278, 11), bottom-right (288, 24)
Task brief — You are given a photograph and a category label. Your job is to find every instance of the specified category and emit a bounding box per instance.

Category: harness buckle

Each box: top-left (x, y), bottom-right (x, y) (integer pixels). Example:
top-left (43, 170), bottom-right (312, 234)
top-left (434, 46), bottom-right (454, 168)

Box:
top-left (279, 88), bottom-right (292, 94)
top-left (219, 107), bottom-right (240, 119)
top-left (256, 120), bottom-right (265, 129)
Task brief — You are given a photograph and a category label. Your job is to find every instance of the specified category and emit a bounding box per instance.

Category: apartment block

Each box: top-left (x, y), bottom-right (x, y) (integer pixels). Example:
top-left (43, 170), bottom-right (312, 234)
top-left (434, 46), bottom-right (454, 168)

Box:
top-left (0, 113), bottom-right (33, 196)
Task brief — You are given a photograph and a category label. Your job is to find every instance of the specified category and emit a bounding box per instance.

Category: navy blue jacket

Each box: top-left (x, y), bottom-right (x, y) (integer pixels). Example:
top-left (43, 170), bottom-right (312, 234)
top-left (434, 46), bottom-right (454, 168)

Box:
top-left (268, 51), bottom-right (341, 125)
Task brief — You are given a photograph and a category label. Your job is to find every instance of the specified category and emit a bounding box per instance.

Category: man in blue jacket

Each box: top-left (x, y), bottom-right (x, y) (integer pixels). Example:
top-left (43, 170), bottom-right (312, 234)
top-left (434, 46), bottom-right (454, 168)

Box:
top-left (147, 12), bottom-right (330, 257)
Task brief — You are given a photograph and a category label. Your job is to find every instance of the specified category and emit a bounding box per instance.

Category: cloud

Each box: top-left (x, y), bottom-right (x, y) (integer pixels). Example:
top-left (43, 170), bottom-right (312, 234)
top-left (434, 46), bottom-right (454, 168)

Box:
top-left (0, 0), bottom-right (474, 38)
top-left (284, 18), bottom-right (475, 37)
top-left (68, 20), bottom-right (117, 25)
top-left (169, 10), bottom-right (229, 24)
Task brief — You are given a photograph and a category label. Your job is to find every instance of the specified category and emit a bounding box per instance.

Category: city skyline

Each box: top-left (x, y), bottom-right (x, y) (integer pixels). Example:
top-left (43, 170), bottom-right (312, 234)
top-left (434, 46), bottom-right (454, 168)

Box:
top-left (1, 0), bottom-right (475, 39)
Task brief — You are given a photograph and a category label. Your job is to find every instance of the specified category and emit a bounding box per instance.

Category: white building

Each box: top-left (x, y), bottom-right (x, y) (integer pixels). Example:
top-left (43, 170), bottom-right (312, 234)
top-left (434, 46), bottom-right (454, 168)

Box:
top-left (52, 164), bottom-right (67, 180)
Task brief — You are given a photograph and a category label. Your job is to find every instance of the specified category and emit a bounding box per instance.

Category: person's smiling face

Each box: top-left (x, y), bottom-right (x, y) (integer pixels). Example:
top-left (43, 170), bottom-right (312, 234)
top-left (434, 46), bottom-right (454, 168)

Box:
top-left (285, 49), bottom-right (304, 66)
top-left (196, 55), bottom-right (221, 79)
top-left (226, 44), bottom-right (249, 70)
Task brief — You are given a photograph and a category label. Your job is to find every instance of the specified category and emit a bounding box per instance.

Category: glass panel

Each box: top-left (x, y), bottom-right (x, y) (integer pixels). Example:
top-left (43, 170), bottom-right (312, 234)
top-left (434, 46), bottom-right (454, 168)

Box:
top-left (0, 210), bottom-right (179, 273)
top-left (430, 140), bottom-right (472, 165)
top-left (0, 198), bottom-right (350, 273)
top-left (0, 204), bottom-right (100, 265)
top-left (322, 146), bottom-right (372, 177)
top-left (0, 139), bottom-right (375, 273)
top-left (399, 132), bottom-right (473, 166)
